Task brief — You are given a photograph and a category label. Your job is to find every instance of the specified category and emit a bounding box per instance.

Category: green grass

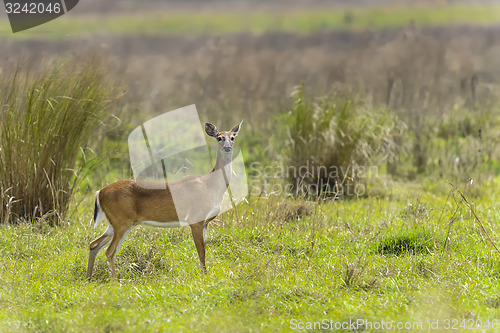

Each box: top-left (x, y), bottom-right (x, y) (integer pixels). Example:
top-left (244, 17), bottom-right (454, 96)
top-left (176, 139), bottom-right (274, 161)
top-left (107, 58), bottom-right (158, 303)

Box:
top-left (1, 4), bottom-right (500, 39)
top-left (1, 180), bottom-right (500, 331)
top-left (376, 229), bottom-right (435, 256)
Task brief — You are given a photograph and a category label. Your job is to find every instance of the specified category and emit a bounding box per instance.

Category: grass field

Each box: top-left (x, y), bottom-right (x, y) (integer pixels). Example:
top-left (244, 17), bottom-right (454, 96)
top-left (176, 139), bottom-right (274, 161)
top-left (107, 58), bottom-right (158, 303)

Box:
top-left (1, 180), bottom-right (500, 331)
top-left (1, 4), bottom-right (500, 38)
top-left (2, 1), bottom-right (500, 332)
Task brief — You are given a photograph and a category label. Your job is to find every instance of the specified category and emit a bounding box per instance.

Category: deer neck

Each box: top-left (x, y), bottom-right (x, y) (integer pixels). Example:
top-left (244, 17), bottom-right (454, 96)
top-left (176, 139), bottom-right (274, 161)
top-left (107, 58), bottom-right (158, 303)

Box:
top-left (211, 150), bottom-right (232, 187)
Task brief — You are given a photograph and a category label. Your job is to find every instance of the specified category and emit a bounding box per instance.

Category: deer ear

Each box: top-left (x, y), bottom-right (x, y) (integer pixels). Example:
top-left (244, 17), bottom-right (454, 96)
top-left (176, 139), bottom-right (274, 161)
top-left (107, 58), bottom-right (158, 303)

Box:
top-left (231, 120), bottom-right (243, 137)
top-left (205, 122), bottom-right (218, 138)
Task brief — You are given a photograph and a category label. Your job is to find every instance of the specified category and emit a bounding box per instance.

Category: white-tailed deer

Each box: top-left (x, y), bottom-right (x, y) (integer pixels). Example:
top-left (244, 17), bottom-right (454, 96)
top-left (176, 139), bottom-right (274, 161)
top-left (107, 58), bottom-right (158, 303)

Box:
top-left (86, 121), bottom-right (243, 281)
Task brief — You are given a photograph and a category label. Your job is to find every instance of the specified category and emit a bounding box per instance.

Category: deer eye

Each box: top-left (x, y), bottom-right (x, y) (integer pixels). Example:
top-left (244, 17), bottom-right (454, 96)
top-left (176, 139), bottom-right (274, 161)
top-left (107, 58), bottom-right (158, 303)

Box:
top-left (230, 136), bottom-right (235, 141)
top-left (217, 136), bottom-right (224, 141)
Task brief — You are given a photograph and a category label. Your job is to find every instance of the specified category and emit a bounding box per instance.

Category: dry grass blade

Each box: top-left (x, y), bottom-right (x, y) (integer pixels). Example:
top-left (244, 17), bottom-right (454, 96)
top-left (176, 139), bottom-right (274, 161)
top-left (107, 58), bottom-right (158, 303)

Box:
top-left (448, 181), bottom-right (500, 256)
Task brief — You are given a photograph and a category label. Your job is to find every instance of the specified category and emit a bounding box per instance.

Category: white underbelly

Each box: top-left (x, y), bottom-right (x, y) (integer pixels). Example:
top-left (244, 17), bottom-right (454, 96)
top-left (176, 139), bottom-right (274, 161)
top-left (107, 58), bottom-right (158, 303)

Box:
top-left (136, 220), bottom-right (189, 228)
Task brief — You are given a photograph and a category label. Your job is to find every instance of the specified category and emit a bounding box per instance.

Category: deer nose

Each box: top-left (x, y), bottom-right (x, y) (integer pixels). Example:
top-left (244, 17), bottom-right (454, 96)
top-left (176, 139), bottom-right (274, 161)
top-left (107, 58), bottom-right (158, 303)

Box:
top-left (223, 146), bottom-right (232, 152)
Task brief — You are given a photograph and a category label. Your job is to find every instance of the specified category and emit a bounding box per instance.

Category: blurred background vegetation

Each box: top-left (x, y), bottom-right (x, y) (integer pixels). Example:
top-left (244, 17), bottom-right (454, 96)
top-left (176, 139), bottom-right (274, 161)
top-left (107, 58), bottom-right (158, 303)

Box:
top-left (1, 0), bottom-right (500, 221)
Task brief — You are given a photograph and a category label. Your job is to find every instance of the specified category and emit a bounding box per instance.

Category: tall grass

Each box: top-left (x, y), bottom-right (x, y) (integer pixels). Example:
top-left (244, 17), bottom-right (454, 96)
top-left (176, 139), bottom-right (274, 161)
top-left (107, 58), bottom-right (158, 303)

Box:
top-left (281, 87), bottom-right (400, 198)
top-left (276, 86), bottom-right (500, 195)
top-left (0, 60), bottom-right (117, 225)
top-left (384, 108), bottom-right (500, 183)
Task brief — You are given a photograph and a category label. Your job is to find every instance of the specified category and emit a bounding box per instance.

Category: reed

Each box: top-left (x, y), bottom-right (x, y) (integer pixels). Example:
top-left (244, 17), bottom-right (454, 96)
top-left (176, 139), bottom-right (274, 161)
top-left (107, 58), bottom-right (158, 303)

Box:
top-left (0, 59), bottom-right (117, 225)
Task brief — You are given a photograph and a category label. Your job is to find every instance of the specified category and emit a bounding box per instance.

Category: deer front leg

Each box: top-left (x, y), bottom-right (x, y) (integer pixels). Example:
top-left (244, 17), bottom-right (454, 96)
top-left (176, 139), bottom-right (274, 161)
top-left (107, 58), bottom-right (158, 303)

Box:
top-left (190, 222), bottom-right (206, 272)
top-left (202, 216), bottom-right (215, 245)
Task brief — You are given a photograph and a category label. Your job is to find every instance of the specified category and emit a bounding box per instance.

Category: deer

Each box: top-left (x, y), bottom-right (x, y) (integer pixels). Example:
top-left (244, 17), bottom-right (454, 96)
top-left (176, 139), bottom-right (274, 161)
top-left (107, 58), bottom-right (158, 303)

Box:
top-left (86, 120), bottom-right (243, 281)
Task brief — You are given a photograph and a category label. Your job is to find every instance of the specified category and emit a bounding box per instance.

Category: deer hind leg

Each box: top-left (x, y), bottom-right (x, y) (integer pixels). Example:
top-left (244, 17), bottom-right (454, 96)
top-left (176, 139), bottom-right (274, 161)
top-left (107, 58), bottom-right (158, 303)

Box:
top-left (105, 223), bottom-right (134, 282)
top-left (190, 221), bottom-right (206, 272)
top-left (87, 225), bottom-right (113, 280)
